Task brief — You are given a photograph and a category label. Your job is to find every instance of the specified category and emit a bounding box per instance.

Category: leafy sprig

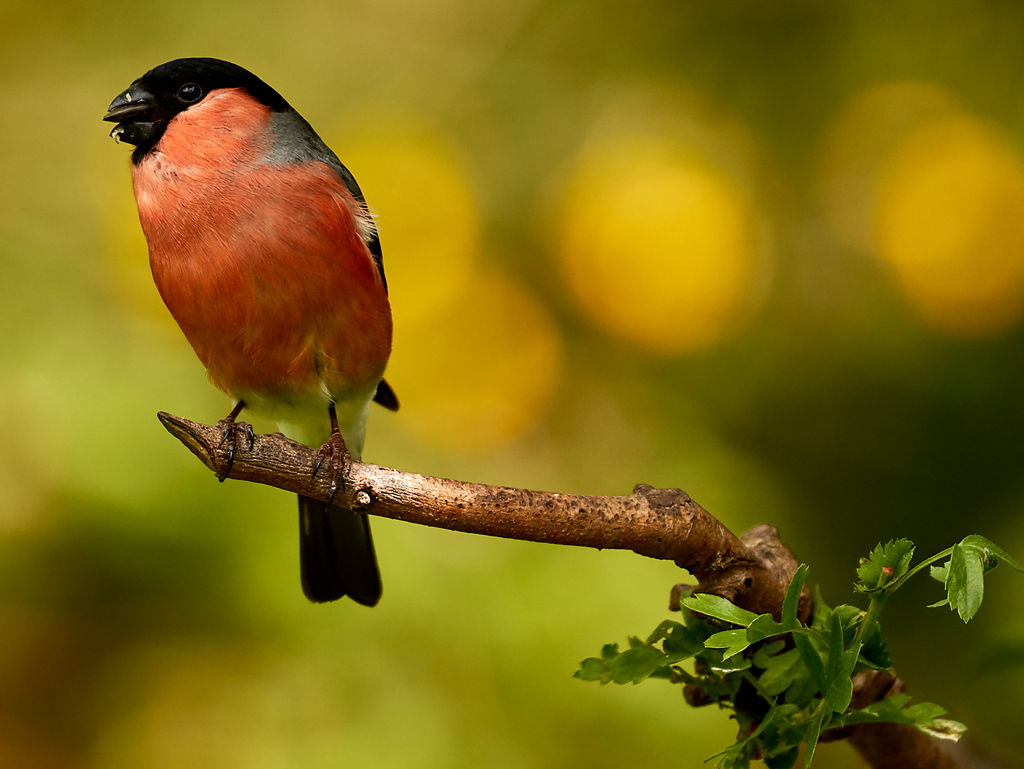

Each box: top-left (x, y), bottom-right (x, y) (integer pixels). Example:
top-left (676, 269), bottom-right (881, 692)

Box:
top-left (576, 535), bottom-right (1022, 768)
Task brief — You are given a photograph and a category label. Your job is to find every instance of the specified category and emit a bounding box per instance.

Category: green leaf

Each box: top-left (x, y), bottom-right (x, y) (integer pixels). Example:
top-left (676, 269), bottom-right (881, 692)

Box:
top-left (645, 620), bottom-right (681, 645)
top-left (960, 535), bottom-right (1024, 573)
top-left (574, 657), bottom-right (610, 682)
top-left (803, 704), bottom-right (829, 767)
top-left (838, 695), bottom-right (958, 736)
top-left (752, 640), bottom-right (786, 665)
top-left (782, 564), bottom-right (809, 629)
top-left (946, 544), bottom-right (985, 623)
top-left (793, 629), bottom-right (826, 694)
top-left (650, 620), bottom-right (705, 662)
top-left (711, 702), bottom-right (784, 769)
top-left (576, 640), bottom-right (670, 685)
top-left (756, 648), bottom-right (809, 697)
top-left (682, 594), bottom-right (759, 626)
top-left (823, 612), bottom-right (859, 713)
top-left (920, 719), bottom-right (967, 742)
top-left (834, 603), bottom-right (865, 637)
top-left (705, 648), bottom-right (753, 675)
top-left (932, 536), bottom-right (1023, 622)
top-left (688, 668), bottom-right (743, 702)
top-left (705, 628), bottom-right (752, 660)
top-left (748, 613), bottom-right (787, 642)
top-left (856, 539), bottom-right (916, 591)
top-left (836, 599), bottom-right (890, 669)
top-left (783, 668), bottom-right (819, 708)
top-left (839, 693), bottom-right (914, 726)
top-left (903, 701), bottom-right (948, 724)
top-left (700, 613), bottom-right (785, 662)
top-left (607, 644), bottom-right (666, 684)
top-left (647, 666), bottom-right (674, 680)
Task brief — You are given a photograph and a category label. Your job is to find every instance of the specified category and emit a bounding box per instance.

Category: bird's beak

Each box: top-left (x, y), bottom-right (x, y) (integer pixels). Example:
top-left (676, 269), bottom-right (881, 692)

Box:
top-left (103, 84), bottom-right (158, 146)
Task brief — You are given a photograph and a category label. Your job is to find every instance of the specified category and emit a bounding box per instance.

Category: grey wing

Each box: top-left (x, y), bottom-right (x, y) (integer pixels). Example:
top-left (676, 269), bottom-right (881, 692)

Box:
top-left (267, 109), bottom-right (388, 291)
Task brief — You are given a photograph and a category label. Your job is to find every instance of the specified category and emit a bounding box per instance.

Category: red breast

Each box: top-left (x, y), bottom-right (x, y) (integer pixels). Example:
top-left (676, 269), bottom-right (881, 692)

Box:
top-left (131, 88), bottom-right (392, 401)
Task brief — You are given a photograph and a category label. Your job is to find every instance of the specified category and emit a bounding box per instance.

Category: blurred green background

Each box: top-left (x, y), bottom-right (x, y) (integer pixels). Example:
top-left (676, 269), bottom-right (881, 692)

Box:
top-left (3, 1), bottom-right (1024, 767)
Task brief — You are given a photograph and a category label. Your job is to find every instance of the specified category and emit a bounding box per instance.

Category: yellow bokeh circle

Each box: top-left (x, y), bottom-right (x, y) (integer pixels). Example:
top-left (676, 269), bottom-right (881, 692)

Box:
top-left (819, 81), bottom-right (961, 255)
top-left (557, 135), bottom-right (763, 354)
top-left (876, 115), bottom-right (1024, 337)
top-left (386, 270), bottom-right (561, 451)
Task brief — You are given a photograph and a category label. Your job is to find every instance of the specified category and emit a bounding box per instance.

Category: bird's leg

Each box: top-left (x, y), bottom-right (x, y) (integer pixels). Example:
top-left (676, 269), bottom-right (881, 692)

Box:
top-left (312, 402), bottom-right (350, 506)
top-left (214, 400), bottom-right (254, 482)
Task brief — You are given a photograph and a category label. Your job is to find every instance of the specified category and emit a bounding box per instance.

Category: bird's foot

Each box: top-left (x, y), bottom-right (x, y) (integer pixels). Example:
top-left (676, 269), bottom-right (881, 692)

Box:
top-left (214, 402), bottom-right (254, 482)
top-left (312, 426), bottom-right (351, 506)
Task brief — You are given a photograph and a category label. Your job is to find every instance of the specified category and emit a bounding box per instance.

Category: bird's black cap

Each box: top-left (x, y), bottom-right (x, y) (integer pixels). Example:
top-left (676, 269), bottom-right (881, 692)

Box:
top-left (103, 58), bottom-right (291, 161)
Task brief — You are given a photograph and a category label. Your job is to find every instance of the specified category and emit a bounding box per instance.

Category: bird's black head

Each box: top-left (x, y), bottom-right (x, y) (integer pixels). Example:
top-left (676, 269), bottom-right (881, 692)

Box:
top-left (103, 58), bottom-right (290, 161)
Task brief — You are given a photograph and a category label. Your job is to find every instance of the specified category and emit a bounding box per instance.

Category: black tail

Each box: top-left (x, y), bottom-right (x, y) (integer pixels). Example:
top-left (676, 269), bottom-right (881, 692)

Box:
top-left (298, 494), bottom-right (382, 605)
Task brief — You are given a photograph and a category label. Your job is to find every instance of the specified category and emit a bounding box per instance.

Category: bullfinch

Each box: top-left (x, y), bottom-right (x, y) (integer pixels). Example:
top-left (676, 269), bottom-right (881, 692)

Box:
top-left (103, 58), bottom-right (397, 606)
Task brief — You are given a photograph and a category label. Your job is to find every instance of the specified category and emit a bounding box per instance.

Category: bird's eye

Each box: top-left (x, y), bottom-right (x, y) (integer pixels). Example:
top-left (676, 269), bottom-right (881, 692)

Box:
top-left (177, 83), bottom-right (203, 103)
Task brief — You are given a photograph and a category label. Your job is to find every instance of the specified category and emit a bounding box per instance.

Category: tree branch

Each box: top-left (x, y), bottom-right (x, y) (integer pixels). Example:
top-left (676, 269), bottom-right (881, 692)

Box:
top-left (157, 411), bottom-right (793, 613)
top-left (157, 411), bottom-right (1005, 769)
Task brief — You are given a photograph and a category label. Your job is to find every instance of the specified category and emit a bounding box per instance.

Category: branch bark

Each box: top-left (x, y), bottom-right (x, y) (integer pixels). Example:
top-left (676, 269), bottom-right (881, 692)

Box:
top-left (157, 411), bottom-right (793, 614)
top-left (157, 411), bottom-right (1007, 769)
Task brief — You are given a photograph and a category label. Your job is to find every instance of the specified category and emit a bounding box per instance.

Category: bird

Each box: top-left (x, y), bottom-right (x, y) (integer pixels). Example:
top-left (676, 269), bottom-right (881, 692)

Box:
top-left (103, 57), bottom-right (397, 606)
